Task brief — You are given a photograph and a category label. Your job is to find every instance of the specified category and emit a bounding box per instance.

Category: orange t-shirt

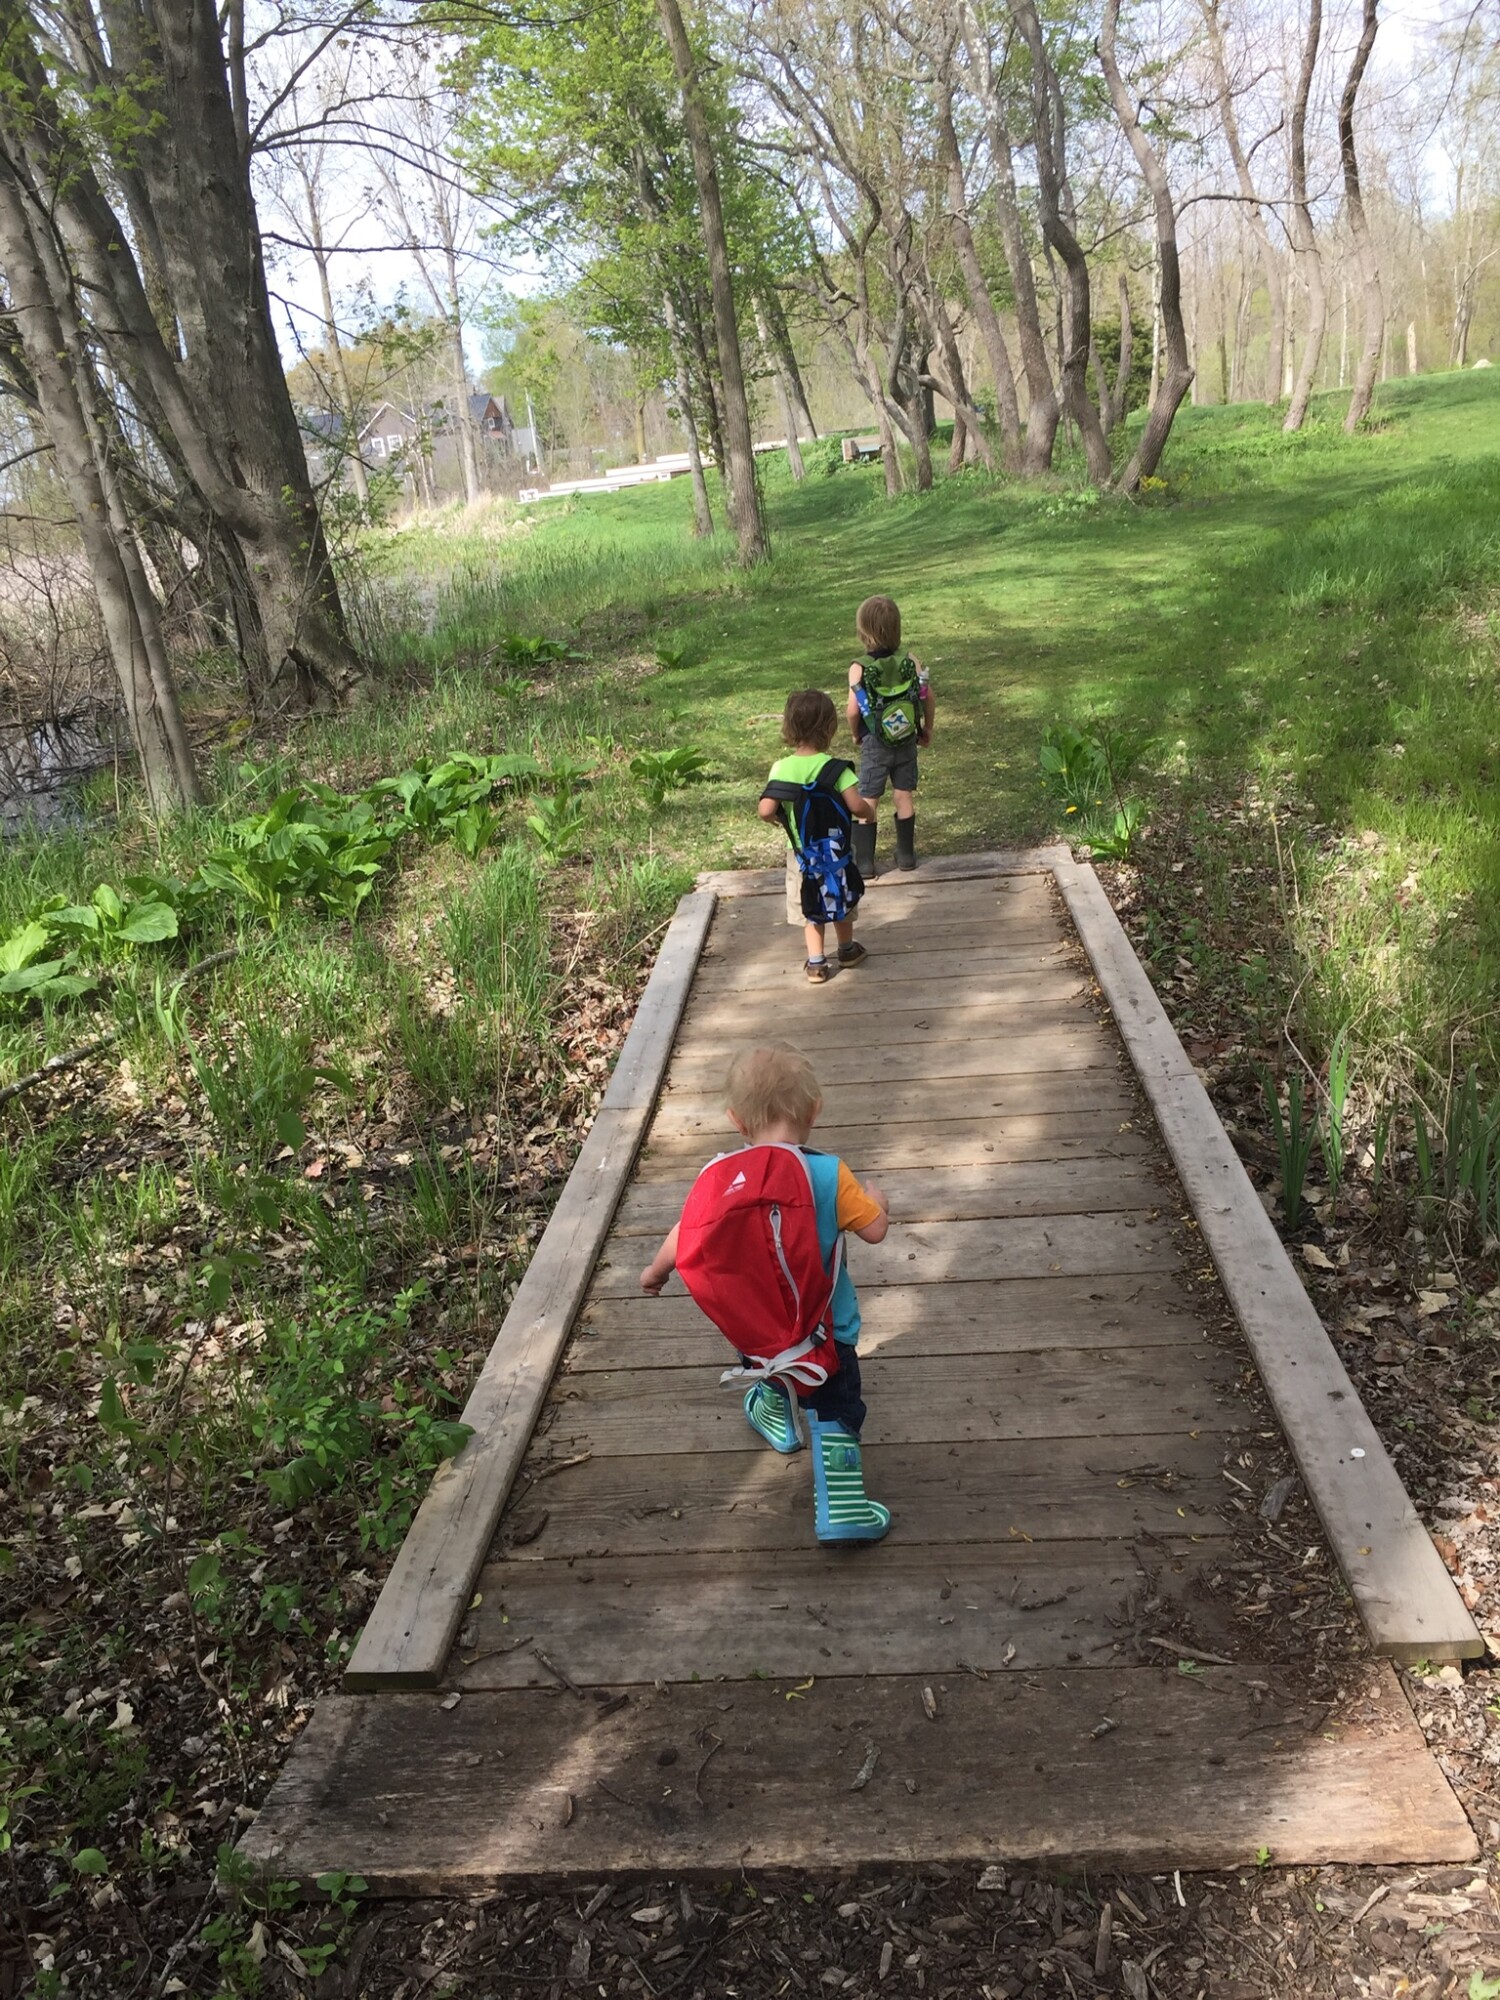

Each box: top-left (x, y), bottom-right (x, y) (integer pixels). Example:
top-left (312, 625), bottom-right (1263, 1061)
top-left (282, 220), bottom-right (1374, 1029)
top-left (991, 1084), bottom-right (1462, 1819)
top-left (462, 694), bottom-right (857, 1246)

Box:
top-left (835, 1161), bottom-right (884, 1234)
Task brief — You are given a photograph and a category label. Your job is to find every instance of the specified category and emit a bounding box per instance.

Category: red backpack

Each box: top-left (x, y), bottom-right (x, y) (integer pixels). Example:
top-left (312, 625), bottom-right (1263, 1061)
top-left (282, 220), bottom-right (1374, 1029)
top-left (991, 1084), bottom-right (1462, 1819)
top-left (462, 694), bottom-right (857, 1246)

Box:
top-left (675, 1144), bottom-right (842, 1402)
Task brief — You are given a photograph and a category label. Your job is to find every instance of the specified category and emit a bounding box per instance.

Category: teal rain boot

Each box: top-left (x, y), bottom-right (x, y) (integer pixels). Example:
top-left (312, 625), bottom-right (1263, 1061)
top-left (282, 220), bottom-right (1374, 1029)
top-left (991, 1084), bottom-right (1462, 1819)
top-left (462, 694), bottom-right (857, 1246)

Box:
top-left (744, 1380), bottom-right (803, 1455)
top-left (808, 1413), bottom-right (891, 1544)
top-left (851, 819), bottom-right (878, 880)
top-left (894, 813), bottom-right (917, 871)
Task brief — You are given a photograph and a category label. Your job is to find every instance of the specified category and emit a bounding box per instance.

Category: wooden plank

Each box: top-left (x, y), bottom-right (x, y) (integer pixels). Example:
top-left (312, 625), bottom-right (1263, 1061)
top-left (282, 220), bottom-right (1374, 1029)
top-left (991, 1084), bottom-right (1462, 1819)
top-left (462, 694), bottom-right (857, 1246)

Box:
top-left (689, 940), bottom-right (1086, 993)
top-left (456, 1539), bottom-right (1227, 1689)
top-left (1051, 854), bottom-right (1485, 1665)
top-left (648, 1071), bottom-right (1140, 1141)
top-left (679, 987), bottom-right (1095, 1045)
top-left (709, 881), bottom-right (1062, 938)
top-left (696, 847), bottom-right (1067, 897)
top-left (535, 1347), bottom-right (1237, 1454)
top-left (667, 1029), bottom-right (1114, 1093)
top-left (590, 1208), bottom-right (1179, 1299)
top-left (344, 890), bottom-right (718, 1690)
top-left (494, 1431), bottom-right (1232, 1559)
top-left (612, 1157), bottom-right (1167, 1238)
top-left (638, 1110), bottom-right (1153, 1178)
top-left (239, 1664), bottom-right (1477, 1888)
top-left (571, 1272), bottom-right (1205, 1366)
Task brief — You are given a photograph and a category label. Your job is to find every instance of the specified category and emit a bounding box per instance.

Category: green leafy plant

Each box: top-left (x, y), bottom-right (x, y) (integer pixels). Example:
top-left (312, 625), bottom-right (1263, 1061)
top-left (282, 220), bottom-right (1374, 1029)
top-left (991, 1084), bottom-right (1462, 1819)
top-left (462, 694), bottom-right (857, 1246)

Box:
top-left (0, 920), bottom-right (94, 1007)
top-left (1259, 1067), bottom-right (1317, 1226)
top-left (1039, 720), bottom-right (1156, 861)
top-left (630, 746), bottom-right (713, 808)
top-left (654, 641), bottom-right (697, 671)
top-left (526, 786), bottom-right (587, 859)
top-left (1320, 1027), bottom-right (1352, 1202)
top-left (42, 882), bottom-right (179, 957)
top-left (497, 632), bottom-right (578, 669)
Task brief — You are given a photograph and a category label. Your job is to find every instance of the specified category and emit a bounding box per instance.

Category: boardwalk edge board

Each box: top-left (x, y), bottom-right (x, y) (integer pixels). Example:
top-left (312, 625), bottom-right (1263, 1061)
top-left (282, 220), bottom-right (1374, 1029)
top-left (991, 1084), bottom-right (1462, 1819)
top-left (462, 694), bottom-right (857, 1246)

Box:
top-left (1050, 852), bottom-right (1484, 1664)
top-left (343, 889), bottom-right (718, 1690)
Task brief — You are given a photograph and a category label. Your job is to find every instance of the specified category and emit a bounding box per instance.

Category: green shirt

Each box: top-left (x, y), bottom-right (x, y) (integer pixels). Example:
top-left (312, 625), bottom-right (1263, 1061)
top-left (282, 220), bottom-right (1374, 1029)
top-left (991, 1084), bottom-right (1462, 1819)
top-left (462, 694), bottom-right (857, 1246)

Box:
top-left (763, 754), bottom-right (858, 852)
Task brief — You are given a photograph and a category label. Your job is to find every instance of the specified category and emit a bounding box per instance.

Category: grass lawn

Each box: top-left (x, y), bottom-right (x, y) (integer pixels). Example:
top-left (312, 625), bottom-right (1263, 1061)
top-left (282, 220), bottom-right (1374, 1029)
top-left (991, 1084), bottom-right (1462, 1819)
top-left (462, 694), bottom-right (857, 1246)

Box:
top-left (3, 370), bottom-right (1499, 1992)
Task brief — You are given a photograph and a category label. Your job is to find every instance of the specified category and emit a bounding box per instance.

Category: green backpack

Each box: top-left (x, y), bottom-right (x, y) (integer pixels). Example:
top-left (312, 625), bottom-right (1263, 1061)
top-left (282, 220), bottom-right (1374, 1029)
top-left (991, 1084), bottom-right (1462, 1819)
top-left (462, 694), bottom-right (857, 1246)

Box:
top-left (857, 653), bottom-right (923, 747)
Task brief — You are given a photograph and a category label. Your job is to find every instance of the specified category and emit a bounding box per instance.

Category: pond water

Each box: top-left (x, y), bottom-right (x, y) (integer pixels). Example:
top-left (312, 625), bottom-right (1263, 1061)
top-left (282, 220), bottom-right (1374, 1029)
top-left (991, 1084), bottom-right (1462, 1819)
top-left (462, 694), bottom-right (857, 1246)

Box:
top-left (0, 715), bottom-right (112, 835)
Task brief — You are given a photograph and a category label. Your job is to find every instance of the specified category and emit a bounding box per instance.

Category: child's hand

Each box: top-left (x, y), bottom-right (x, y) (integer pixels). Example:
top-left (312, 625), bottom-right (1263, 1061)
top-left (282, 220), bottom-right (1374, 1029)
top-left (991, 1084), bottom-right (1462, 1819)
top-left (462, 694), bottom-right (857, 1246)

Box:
top-left (918, 730), bottom-right (932, 748)
top-left (640, 1265), bottom-right (667, 1295)
top-left (864, 1181), bottom-right (890, 1215)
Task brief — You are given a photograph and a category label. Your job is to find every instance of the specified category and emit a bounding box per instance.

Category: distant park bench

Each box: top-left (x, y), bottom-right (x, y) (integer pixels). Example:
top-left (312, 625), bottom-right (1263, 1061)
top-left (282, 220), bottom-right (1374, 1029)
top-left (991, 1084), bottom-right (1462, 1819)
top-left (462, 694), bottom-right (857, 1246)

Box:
top-left (841, 434), bottom-right (881, 463)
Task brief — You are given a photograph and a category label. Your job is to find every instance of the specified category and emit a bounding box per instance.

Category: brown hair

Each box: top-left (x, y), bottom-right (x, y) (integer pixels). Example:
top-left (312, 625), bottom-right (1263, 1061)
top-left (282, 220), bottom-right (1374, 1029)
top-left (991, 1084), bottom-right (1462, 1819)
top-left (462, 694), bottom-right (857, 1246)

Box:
top-left (856, 595), bottom-right (902, 653)
top-left (781, 688), bottom-right (838, 749)
top-left (726, 1044), bottom-right (822, 1136)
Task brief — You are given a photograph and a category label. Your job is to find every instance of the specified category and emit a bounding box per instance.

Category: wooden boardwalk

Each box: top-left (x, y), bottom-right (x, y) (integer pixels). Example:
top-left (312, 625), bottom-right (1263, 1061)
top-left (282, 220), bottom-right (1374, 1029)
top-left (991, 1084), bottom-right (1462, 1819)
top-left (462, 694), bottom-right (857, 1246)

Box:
top-left (245, 855), bottom-right (1479, 1888)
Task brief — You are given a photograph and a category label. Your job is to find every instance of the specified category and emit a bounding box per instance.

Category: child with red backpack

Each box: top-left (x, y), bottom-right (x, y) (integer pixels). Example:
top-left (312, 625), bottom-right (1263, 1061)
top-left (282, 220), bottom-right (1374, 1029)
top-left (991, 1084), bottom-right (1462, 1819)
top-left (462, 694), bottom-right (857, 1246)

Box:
top-left (638, 1044), bottom-right (892, 1544)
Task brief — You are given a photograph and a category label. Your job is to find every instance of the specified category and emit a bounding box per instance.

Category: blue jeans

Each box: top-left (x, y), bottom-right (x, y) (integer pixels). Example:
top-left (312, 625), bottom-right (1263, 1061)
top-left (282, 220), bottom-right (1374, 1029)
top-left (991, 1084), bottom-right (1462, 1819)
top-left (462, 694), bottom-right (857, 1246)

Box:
top-left (803, 1342), bottom-right (865, 1436)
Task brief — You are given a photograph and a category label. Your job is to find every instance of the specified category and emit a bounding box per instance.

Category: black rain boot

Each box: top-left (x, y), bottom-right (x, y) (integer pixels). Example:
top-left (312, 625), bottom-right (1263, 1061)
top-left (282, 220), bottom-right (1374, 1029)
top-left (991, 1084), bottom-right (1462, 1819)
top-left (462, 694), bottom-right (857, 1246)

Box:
top-left (851, 819), bottom-right (878, 880)
top-left (894, 813), bottom-right (917, 871)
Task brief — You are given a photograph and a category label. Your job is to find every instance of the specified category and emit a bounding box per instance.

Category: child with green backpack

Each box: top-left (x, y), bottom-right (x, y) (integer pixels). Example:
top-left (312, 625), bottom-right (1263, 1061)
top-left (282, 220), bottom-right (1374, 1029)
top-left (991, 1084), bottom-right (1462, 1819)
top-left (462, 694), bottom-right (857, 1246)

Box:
top-left (846, 594), bottom-right (934, 873)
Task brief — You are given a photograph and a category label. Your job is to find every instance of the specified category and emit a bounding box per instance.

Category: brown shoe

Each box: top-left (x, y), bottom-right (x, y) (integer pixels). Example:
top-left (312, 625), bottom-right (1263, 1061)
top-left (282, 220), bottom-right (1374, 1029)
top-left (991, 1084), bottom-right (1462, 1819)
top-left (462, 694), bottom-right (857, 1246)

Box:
top-left (805, 958), bottom-right (834, 983)
top-left (837, 941), bottom-right (869, 967)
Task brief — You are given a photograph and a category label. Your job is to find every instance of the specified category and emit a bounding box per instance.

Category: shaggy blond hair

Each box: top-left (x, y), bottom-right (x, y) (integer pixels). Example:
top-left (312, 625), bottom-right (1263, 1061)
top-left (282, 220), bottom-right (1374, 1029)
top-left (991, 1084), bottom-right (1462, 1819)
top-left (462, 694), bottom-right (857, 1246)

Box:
top-left (725, 1044), bottom-right (822, 1136)
top-left (856, 594), bottom-right (902, 652)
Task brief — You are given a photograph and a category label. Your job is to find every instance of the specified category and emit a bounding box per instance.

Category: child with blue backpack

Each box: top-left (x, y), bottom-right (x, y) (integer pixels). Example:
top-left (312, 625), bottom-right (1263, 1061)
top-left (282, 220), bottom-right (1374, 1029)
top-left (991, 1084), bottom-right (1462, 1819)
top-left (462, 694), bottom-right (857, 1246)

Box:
top-left (758, 688), bottom-right (875, 984)
top-left (637, 1043), bottom-right (892, 1544)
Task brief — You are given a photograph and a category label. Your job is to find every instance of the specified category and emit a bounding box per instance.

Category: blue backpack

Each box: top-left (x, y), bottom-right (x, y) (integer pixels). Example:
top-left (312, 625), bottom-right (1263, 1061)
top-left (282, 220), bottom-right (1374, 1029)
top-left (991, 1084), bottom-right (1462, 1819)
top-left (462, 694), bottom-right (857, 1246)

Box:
top-left (763, 758), bottom-right (859, 921)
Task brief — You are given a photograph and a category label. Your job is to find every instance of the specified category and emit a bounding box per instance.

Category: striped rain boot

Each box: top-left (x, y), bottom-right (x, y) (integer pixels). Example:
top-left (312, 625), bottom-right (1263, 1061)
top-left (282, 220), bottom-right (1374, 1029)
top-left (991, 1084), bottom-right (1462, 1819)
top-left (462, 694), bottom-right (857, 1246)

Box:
top-left (808, 1412), bottom-right (891, 1544)
top-left (744, 1380), bottom-right (803, 1455)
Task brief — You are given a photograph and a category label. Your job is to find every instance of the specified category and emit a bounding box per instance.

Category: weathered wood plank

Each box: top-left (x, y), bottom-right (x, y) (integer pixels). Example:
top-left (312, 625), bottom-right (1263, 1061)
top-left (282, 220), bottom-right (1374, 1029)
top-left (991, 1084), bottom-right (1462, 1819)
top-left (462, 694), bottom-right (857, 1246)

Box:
top-left (494, 1432), bottom-right (1232, 1559)
top-left (679, 988), bottom-right (1096, 1047)
top-left (239, 1664), bottom-right (1476, 1888)
top-left (344, 890), bottom-right (718, 1690)
top-left (1051, 855), bottom-right (1485, 1665)
top-left (696, 847), bottom-right (1067, 897)
top-left (571, 1271), bottom-right (1204, 1367)
top-left (666, 1029), bottom-right (1113, 1093)
top-left (636, 1109), bottom-right (1153, 1177)
top-left (591, 1207), bottom-right (1179, 1299)
top-left (612, 1158), bottom-right (1168, 1238)
top-left (536, 1346), bottom-right (1237, 1454)
top-left (689, 941), bottom-right (1086, 994)
top-left (647, 1071), bottom-right (1141, 1142)
top-left (457, 1539), bottom-right (1227, 1688)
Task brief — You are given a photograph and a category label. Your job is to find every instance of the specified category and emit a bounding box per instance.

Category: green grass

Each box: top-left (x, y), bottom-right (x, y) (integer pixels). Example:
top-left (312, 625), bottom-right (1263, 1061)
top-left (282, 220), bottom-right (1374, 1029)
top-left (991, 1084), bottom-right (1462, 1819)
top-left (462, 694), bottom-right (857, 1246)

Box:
top-left (344, 372), bottom-right (1500, 1081)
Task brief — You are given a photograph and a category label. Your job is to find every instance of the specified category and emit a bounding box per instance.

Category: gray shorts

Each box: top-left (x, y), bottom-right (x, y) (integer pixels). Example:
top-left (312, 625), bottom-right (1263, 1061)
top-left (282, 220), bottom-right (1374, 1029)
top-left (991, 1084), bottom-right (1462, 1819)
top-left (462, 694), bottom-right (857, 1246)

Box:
top-left (857, 732), bottom-right (920, 798)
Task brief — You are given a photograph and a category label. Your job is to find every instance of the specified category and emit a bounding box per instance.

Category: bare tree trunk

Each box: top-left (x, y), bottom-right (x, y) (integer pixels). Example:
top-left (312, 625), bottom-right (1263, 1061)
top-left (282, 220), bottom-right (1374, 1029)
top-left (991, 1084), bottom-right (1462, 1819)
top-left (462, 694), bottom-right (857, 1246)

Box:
top-left (1284, 0), bottom-right (1328, 432)
top-left (656, 0), bottom-right (768, 564)
top-left (1099, 0), bottom-right (1195, 489)
top-left (1091, 339), bottom-right (1111, 429)
top-left (665, 294), bottom-right (715, 535)
top-left (1200, 0), bottom-right (1286, 404)
top-left (0, 166), bottom-right (198, 810)
top-left (925, 292), bottom-right (997, 471)
top-left (1112, 271), bottom-right (1135, 429)
top-left (304, 189), bottom-right (369, 509)
top-left (760, 287), bottom-right (817, 438)
top-left (936, 74), bottom-right (1022, 468)
top-left (754, 301), bottom-right (805, 480)
top-left (961, 4), bottom-right (1060, 472)
top-left (1010, 0), bottom-right (1112, 482)
top-left (80, 0), bottom-right (367, 705)
top-left (1338, 0), bottom-right (1384, 431)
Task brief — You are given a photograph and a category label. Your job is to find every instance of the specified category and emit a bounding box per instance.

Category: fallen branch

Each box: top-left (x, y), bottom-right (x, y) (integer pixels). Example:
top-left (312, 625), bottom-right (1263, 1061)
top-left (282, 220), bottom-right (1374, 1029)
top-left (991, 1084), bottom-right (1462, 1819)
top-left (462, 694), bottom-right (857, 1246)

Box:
top-left (0, 947), bottom-right (241, 1112)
